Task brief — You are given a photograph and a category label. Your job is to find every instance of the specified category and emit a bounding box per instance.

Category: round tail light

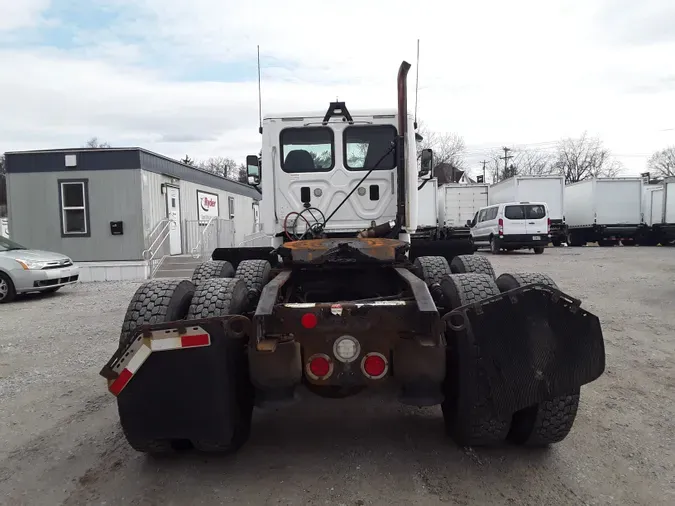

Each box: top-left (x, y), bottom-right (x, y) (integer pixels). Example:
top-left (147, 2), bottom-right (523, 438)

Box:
top-left (361, 352), bottom-right (388, 379)
top-left (306, 353), bottom-right (333, 380)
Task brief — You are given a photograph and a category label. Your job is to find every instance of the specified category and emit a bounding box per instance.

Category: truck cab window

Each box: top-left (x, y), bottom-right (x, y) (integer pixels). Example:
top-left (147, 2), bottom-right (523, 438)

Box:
top-left (344, 125), bottom-right (397, 171)
top-left (280, 127), bottom-right (334, 173)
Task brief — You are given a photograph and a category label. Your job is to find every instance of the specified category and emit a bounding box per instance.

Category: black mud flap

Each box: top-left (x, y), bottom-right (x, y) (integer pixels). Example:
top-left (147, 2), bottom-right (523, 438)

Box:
top-left (444, 284), bottom-right (605, 418)
top-left (108, 317), bottom-right (252, 447)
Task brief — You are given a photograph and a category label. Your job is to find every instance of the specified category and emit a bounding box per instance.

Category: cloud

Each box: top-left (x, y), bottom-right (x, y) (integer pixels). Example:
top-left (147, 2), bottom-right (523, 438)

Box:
top-left (0, 0), bottom-right (51, 32)
top-left (1, 0), bottom-right (674, 176)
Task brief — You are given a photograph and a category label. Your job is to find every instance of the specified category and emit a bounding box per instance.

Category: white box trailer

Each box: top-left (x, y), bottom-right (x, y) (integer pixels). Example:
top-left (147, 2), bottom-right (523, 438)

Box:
top-left (642, 178), bottom-right (675, 245)
top-left (488, 175), bottom-right (566, 245)
top-left (564, 177), bottom-right (647, 246)
top-left (437, 183), bottom-right (489, 228)
top-left (417, 177), bottom-right (438, 228)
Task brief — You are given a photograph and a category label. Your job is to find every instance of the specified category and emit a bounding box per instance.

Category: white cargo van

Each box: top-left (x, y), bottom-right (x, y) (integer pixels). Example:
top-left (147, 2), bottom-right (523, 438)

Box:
top-left (468, 201), bottom-right (550, 254)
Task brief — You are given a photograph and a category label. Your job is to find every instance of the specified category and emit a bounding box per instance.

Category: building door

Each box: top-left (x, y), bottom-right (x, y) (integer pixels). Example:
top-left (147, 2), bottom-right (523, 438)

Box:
top-left (166, 186), bottom-right (182, 255)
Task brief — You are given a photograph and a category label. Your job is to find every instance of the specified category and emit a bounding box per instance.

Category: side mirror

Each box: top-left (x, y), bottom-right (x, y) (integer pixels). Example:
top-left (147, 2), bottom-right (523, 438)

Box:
top-left (246, 155), bottom-right (260, 185)
top-left (419, 148), bottom-right (433, 176)
top-left (466, 219), bottom-right (473, 227)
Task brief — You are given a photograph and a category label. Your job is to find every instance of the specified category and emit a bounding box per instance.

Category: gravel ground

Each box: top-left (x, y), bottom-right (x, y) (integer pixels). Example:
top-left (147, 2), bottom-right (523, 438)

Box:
top-left (0, 247), bottom-right (673, 506)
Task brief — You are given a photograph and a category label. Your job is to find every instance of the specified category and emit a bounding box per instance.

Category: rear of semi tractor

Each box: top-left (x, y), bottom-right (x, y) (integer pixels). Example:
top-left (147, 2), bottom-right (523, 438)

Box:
top-left (101, 61), bottom-right (606, 456)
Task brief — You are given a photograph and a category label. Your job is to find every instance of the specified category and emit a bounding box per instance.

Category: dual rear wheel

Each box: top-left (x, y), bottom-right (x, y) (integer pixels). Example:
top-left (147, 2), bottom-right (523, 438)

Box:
top-left (414, 255), bottom-right (580, 448)
top-left (117, 259), bottom-right (272, 455)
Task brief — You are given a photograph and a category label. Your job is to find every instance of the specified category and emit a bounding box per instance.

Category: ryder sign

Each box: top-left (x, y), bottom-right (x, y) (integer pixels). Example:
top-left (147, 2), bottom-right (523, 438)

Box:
top-left (197, 190), bottom-right (219, 222)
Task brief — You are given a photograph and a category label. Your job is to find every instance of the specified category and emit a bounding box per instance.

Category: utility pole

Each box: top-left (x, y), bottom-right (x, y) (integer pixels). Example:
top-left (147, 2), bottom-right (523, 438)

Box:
top-left (500, 147), bottom-right (513, 179)
top-left (480, 160), bottom-right (488, 183)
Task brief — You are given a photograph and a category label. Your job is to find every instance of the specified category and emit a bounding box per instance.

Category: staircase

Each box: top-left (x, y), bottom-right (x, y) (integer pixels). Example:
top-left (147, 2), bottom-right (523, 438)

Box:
top-left (153, 255), bottom-right (204, 279)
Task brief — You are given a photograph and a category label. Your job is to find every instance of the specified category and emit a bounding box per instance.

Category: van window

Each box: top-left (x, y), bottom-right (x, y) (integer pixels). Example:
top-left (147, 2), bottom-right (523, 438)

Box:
top-left (478, 209), bottom-right (488, 222)
top-left (487, 206), bottom-right (498, 220)
top-left (526, 204), bottom-right (546, 219)
top-left (504, 205), bottom-right (525, 220)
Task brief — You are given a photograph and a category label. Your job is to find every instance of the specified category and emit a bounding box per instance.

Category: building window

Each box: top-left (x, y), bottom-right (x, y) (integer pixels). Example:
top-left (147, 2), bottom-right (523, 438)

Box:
top-left (58, 179), bottom-right (90, 237)
top-left (228, 197), bottom-right (235, 219)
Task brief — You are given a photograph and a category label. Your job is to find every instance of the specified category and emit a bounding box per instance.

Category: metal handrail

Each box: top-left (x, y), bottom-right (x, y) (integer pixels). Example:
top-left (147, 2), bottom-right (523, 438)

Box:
top-left (238, 231), bottom-right (274, 247)
top-left (142, 219), bottom-right (174, 261)
top-left (191, 216), bottom-right (217, 258)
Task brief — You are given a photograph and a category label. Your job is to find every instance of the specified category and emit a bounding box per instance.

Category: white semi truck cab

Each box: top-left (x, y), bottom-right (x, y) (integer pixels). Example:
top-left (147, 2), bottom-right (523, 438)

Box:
top-left (244, 102), bottom-right (420, 247)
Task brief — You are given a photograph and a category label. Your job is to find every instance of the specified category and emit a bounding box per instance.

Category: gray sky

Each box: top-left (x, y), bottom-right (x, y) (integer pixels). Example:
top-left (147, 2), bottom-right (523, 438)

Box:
top-left (1, 0), bottom-right (674, 177)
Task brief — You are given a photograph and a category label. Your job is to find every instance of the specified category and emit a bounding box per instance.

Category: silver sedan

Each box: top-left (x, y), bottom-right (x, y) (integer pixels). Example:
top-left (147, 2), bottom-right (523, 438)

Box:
top-left (0, 236), bottom-right (80, 303)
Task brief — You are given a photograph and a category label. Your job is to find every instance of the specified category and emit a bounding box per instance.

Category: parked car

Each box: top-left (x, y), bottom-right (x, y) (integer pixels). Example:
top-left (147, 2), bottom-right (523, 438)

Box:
top-left (0, 236), bottom-right (79, 303)
top-left (467, 201), bottom-right (550, 254)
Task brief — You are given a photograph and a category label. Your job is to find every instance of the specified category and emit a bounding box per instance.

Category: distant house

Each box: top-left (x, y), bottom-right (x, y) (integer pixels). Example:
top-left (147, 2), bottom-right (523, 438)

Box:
top-left (434, 162), bottom-right (476, 185)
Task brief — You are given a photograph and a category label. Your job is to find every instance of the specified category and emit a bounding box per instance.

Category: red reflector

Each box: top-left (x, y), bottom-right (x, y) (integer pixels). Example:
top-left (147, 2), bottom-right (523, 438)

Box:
top-left (301, 313), bottom-right (318, 329)
top-left (309, 356), bottom-right (331, 377)
top-left (363, 354), bottom-right (387, 378)
top-left (109, 368), bottom-right (133, 396)
top-left (181, 333), bottom-right (209, 347)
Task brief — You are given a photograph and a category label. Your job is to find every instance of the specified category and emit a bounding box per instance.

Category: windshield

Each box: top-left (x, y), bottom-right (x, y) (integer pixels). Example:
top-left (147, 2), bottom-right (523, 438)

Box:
top-left (280, 127), bottom-right (334, 173)
top-left (344, 125), bottom-right (397, 171)
top-left (0, 236), bottom-right (27, 251)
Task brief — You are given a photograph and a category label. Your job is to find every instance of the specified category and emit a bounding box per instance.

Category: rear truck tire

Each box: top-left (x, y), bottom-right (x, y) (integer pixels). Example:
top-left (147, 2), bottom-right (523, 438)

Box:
top-left (185, 278), bottom-right (254, 453)
top-left (450, 254), bottom-right (496, 279)
top-left (0, 272), bottom-right (17, 303)
top-left (234, 259), bottom-right (272, 310)
top-left (533, 247), bottom-right (545, 254)
top-left (567, 231), bottom-right (585, 247)
top-left (117, 279), bottom-right (196, 454)
top-left (119, 279), bottom-right (195, 347)
top-left (413, 256), bottom-right (451, 286)
top-left (551, 238), bottom-right (562, 247)
top-left (494, 272), bottom-right (581, 446)
top-left (191, 260), bottom-right (235, 286)
top-left (490, 236), bottom-right (500, 254)
top-left (439, 273), bottom-right (511, 446)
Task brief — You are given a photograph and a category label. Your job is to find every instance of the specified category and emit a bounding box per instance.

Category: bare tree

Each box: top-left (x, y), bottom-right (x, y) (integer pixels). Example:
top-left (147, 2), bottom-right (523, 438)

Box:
top-left (512, 149), bottom-right (555, 176)
top-left (647, 146), bottom-right (675, 178)
top-left (196, 156), bottom-right (240, 180)
top-left (416, 121), bottom-right (467, 183)
top-left (84, 137), bottom-right (111, 148)
top-left (181, 155), bottom-right (195, 166)
top-left (553, 132), bottom-right (622, 183)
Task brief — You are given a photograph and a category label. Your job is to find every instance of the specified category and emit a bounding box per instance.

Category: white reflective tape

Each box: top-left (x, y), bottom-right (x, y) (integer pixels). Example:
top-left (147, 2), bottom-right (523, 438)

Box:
top-left (126, 343), bottom-right (152, 373)
top-left (151, 337), bottom-right (184, 351)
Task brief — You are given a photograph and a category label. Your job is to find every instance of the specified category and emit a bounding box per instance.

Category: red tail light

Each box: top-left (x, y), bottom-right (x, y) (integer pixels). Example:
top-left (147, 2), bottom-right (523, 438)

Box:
top-left (498, 218), bottom-right (504, 236)
top-left (547, 218), bottom-right (551, 234)
top-left (307, 354), bottom-right (333, 379)
top-left (361, 352), bottom-right (388, 379)
top-left (301, 312), bottom-right (317, 329)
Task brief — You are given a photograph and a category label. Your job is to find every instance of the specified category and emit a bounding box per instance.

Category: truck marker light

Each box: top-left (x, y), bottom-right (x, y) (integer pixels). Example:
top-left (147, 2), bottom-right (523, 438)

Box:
top-left (301, 313), bottom-right (318, 329)
top-left (361, 352), bottom-right (388, 379)
top-left (333, 335), bottom-right (360, 362)
top-left (306, 353), bottom-right (333, 379)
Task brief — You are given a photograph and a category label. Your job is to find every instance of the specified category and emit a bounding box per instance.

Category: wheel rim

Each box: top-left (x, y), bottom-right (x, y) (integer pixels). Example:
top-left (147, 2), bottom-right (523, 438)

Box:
top-left (0, 279), bottom-right (8, 300)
